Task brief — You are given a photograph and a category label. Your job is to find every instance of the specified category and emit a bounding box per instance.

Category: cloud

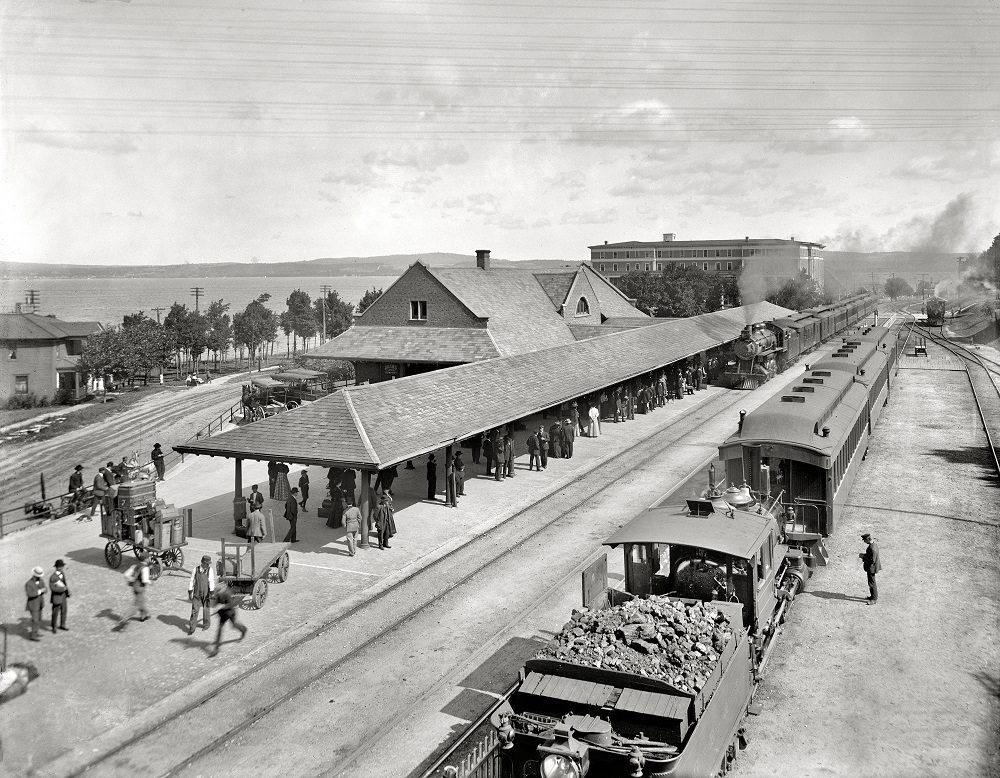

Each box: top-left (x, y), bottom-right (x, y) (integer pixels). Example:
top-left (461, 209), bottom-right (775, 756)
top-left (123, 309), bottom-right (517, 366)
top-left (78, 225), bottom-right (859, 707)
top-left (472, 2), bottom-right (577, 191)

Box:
top-left (318, 191), bottom-right (340, 203)
top-left (441, 192), bottom-right (500, 217)
top-left (20, 129), bottom-right (138, 155)
top-left (363, 143), bottom-right (468, 172)
top-left (546, 170), bottom-right (587, 201)
top-left (401, 174), bottom-right (441, 194)
top-left (320, 166), bottom-right (382, 188)
top-left (560, 208), bottom-right (617, 226)
top-left (561, 99), bottom-right (676, 146)
top-left (772, 116), bottom-right (874, 155)
top-left (891, 143), bottom-right (1000, 181)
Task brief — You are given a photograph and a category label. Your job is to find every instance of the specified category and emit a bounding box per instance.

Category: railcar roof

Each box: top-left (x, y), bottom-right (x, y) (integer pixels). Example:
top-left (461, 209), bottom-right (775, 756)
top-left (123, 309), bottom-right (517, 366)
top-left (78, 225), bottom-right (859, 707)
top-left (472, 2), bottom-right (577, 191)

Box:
top-left (808, 340), bottom-right (881, 375)
top-left (725, 371), bottom-right (869, 454)
top-left (603, 504), bottom-right (775, 559)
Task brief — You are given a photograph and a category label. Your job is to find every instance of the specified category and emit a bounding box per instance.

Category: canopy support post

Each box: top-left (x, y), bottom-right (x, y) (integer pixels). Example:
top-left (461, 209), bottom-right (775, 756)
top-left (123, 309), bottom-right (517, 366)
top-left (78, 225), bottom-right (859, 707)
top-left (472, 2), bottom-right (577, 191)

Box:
top-left (359, 470), bottom-right (372, 548)
top-left (233, 458), bottom-right (246, 533)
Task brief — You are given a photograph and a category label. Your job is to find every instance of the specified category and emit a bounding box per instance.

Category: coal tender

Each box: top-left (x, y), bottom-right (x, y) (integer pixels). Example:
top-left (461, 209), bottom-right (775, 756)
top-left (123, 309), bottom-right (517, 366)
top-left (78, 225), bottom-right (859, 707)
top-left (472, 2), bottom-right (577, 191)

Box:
top-left (493, 486), bottom-right (810, 778)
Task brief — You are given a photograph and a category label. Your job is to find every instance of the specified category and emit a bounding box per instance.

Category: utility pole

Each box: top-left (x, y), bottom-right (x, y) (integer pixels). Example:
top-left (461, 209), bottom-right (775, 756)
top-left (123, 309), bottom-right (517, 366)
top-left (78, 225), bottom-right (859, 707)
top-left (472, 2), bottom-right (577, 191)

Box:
top-left (918, 273), bottom-right (928, 302)
top-left (190, 287), bottom-right (204, 313)
top-left (319, 284), bottom-right (332, 343)
top-left (957, 256), bottom-right (966, 315)
top-left (151, 306), bottom-right (166, 324)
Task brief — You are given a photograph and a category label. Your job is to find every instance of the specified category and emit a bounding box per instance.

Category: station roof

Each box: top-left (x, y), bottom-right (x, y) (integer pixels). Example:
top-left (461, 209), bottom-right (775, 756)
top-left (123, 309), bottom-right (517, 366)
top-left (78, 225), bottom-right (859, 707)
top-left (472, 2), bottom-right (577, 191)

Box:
top-left (174, 301), bottom-right (793, 471)
top-left (603, 505), bottom-right (774, 559)
top-left (0, 313), bottom-right (102, 340)
top-left (309, 326), bottom-right (501, 363)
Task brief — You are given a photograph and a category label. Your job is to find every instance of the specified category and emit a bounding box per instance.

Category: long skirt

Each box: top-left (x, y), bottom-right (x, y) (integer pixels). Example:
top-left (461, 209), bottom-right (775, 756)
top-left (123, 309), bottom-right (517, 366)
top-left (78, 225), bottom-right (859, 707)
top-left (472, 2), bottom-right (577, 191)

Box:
top-left (274, 471), bottom-right (291, 502)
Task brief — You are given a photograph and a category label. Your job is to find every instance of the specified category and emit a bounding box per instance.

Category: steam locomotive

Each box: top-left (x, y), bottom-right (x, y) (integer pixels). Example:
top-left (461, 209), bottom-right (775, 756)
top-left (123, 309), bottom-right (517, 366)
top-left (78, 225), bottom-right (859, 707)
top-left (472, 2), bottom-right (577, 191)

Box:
top-left (722, 292), bottom-right (877, 388)
top-left (492, 486), bottom-right (811, 778)
top-left (924, 296), bottom-right (947, 327)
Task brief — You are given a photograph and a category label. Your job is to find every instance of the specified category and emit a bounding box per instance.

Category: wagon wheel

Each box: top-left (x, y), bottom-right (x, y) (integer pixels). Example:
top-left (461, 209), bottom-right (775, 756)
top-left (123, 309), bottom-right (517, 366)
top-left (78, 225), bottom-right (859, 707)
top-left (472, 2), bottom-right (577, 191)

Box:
top-left (250, 578), bottom-right (268, 609)
top-left (276, 552), bottom-right (290, 582)
top-left (161, 547), bottom-right (184, 570)
top-left (104, 541), bottom-right (123, 569)
top-left (148, 556), bottom-right (163, 581)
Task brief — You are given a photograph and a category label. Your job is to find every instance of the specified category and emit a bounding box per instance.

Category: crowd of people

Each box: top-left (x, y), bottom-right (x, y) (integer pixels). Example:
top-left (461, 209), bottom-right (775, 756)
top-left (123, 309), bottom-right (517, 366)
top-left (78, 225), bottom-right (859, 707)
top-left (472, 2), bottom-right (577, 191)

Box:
top-left (65, 443), bottom-right (167, 521)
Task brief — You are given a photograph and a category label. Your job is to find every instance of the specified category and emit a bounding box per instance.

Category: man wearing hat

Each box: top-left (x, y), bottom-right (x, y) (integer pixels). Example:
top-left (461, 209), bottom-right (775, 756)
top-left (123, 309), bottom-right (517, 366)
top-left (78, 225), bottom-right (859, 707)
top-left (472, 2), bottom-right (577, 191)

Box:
top-left (562, 417), bottom-right (575, 459)
top-left (151, 443), bottom-right (166, 482)
top-left (50, 560), bottom-right (70, 632)
top-left (282, 487), bottom-right (300, 543)
top-left (187, 555), bottom-right (216, 634)
top-left (68, 464), bottom-right (86, 516)
top-left (859, 533), bottom-right (881, 604)
top-left (24, 567), bottom-right (47, 641)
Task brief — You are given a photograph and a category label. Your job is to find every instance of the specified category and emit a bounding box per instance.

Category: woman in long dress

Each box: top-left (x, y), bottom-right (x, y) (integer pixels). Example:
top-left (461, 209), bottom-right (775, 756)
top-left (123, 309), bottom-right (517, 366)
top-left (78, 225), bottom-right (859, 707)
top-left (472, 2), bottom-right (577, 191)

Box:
top-left (274, 463), bottom-right (291, 502)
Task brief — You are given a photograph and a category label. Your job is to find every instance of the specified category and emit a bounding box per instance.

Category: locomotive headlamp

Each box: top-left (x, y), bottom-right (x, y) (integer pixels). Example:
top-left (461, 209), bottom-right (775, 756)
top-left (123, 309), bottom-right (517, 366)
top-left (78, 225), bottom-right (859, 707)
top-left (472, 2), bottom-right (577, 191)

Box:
top-left (540, 753), bottom-right (582, 778)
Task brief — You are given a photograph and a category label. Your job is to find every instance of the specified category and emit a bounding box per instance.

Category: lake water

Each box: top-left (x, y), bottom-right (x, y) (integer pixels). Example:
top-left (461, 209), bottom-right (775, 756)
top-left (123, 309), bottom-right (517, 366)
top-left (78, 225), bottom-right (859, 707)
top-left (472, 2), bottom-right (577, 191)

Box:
top-left (0, 275), bottom-right (397, 326)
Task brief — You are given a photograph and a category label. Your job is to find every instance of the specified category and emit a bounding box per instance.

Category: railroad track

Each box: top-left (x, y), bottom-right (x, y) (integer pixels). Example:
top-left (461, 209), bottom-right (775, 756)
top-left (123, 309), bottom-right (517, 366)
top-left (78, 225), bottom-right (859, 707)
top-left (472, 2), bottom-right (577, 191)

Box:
top-left (47, 385), bottom-right (759, 778)
top-left (0, 382), bottom-right (240, 520)
top-left (911, 321), bottom-right (1000, 480)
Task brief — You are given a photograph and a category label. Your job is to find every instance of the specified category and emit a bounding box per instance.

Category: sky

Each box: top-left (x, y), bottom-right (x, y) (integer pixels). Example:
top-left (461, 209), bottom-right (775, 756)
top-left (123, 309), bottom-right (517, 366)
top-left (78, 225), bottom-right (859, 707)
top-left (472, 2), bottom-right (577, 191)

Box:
top-left (1, 0), bottom-right (998, 266)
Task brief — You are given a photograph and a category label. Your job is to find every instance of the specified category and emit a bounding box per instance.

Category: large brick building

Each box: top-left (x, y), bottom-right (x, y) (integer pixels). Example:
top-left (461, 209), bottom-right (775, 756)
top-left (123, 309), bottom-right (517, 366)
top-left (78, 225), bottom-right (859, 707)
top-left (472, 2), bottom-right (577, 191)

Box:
top-left (0, 313), bottom-right (103, 404)
top-left (588, 233), bottom-right (824, 290)
top-left (313, 249), bottom-right (652, 383)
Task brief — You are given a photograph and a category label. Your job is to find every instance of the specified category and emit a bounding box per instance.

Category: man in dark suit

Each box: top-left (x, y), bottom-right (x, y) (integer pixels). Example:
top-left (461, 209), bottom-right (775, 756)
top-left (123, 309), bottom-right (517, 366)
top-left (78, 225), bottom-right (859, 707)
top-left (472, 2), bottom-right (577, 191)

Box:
top-left (526, 430), bottom-right (541, 471)
top-left (283, 487), bottom-right (300, 543)
top-left (859, 532), bottom-right (881, 604)
top-left (49, 559), bottom-right (70, 633)
top-left (504, 432), bottom-right (516, 478)
top-left (426, 454), bottom-right (438, 499)
top-left (493, 437), bottom-right (506, 481)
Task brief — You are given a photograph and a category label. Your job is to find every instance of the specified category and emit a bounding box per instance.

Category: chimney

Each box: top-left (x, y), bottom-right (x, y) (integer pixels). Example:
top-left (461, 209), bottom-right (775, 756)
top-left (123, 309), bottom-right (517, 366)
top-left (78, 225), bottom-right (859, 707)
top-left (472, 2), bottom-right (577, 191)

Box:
top-left (476, 249), bottom-right (491, 271)
top-left (663, 233), bottom-right (675, 242)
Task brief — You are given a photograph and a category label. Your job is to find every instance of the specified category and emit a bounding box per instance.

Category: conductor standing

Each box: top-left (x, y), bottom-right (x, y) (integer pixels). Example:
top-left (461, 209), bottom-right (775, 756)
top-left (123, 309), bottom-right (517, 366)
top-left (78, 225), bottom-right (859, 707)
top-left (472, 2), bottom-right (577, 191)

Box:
top-left (859, 532), bottom-right (881, 604)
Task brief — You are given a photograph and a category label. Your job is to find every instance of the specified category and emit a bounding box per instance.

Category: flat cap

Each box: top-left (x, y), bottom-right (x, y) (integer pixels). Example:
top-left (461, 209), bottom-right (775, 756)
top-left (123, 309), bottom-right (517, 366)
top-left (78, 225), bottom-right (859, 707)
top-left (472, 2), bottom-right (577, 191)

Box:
top-left (861, 532), bottom-right (871, 540)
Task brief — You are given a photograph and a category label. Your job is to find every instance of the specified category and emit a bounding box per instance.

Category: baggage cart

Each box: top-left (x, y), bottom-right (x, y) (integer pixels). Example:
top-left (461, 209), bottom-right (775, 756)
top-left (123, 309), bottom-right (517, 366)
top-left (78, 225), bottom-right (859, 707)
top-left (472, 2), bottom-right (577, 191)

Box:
top-left (99, 481), bottom-right (187, 580)
top-left (216, 538), bottom-right (291, 609)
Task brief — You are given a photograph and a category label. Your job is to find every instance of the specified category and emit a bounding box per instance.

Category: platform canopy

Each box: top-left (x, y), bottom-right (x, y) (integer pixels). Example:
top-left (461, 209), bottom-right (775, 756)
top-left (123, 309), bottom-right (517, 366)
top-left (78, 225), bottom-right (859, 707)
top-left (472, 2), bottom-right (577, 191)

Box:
top-left (174, 302), bottom-right (792, 471)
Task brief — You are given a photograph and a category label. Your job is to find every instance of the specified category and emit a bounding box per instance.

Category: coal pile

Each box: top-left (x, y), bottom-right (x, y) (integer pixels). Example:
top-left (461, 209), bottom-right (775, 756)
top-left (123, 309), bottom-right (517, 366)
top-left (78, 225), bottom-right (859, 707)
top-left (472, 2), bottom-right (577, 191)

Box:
top-left (535, 597), bottom-right (734, 694)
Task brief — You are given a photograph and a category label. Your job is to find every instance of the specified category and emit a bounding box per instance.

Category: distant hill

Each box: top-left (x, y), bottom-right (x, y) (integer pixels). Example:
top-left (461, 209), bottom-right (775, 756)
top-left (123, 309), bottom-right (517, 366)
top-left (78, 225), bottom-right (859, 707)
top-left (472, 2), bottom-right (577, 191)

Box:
top-left (0, 253), bottom-right (584, 280)
top-left (823, 250), bottom-right (965, 294)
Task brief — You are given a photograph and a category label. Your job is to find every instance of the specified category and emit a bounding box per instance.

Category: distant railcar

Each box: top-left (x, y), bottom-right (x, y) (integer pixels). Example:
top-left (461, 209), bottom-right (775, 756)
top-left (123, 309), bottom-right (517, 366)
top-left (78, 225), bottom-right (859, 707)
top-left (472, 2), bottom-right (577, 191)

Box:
top-left (925, 297), bottom-right (947, 327)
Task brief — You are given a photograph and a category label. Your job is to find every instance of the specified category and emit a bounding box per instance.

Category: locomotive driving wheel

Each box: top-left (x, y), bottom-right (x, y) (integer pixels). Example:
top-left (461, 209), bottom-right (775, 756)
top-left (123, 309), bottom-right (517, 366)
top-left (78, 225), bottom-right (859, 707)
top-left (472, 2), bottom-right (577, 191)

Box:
top-left (104, 541), bottom-right (123, 569)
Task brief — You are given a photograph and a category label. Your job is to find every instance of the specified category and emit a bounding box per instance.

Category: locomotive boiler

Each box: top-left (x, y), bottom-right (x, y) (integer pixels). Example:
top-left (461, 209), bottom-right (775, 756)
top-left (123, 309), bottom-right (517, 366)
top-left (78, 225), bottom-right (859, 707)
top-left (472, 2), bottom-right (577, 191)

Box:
top-left (925, 297), bottom-right (947, 327)
top-left (723, 323), bottom-right (787, 388)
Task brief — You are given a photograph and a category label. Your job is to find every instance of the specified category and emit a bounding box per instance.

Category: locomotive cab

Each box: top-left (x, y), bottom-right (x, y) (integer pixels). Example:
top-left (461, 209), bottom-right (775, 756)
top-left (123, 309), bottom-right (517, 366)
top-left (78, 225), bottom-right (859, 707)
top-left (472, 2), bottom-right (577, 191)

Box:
top-left (605, 499), bottom-right (788, 636)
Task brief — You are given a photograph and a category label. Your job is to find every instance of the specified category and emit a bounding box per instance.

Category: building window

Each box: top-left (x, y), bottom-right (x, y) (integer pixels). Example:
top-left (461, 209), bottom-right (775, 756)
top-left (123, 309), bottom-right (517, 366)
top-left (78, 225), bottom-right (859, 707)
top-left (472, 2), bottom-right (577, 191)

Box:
top-left (65, 339), bottom-right (83, 356)
top-left (703, 262), bottom-right (709, 271)
top-left (599, 264), bottom-right (605, 272)
top-left (645, 263), bottom-right (651, 271)
top-left (716, 262), bottom-right (722, 271)
top-left (409, 300), bottom-right (428, 320)
top-left (612, 264), bottom-right (618, 272)
top-left (727, 262), bottom-right (733, 271)
top-left (7, 345), bottom-right (15, 359)
top-left (14, 375), bottom-right (28, 395)
top-left (624, 263), bottom-right (630, 272)
top-left (576, 297), bottom-right (590, 315)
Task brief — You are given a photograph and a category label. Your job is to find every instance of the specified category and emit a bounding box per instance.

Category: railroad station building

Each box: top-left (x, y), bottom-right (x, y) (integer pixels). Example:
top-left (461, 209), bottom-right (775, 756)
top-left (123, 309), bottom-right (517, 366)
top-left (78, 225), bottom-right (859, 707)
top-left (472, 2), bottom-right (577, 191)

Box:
top-left (588, 234), bottom-right (825, 291)
top-left (0, 312), bottom-right (103, 404)
top-left (309, 249), bottom-right (656, 384)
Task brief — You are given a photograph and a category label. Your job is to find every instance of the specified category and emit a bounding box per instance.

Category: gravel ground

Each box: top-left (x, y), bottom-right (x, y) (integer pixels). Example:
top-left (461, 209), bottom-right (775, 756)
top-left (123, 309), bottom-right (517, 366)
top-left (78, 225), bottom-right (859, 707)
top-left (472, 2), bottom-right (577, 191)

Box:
top-left (731, 345), bottom-right (1000, 778)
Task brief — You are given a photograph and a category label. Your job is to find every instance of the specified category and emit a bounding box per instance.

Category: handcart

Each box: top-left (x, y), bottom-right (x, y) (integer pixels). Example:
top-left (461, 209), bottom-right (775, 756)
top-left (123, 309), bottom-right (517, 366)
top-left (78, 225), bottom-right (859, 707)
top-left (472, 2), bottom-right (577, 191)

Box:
top-left (216, 539), bottom-right (291, 609)
top-left (100, 481), bottom-right (187, 580)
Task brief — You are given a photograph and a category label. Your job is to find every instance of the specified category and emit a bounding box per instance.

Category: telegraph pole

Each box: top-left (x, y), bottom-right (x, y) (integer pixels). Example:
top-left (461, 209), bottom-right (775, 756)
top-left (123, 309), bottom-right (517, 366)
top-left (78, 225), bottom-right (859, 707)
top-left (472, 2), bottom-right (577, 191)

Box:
top-left (190, 287), bottom-right (204, 313)
top-left (957, 257), bottom-right (966, 315)
top-left (151, 306), bottom-right (166, 324)
top-left (319, 284), bottom-right (332, 343)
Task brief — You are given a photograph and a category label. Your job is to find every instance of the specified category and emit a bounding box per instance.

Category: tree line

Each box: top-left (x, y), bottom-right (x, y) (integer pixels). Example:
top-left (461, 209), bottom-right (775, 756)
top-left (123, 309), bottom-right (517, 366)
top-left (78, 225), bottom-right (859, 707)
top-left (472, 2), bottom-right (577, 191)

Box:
top-left (79, 286), bottom-right (383, 387)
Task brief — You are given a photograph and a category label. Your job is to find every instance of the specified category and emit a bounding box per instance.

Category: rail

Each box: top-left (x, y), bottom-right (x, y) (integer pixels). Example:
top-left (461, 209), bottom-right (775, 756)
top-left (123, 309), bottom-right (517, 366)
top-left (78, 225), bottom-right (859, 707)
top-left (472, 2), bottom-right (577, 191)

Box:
top-left (917, 323), bottom-right (1000, 482)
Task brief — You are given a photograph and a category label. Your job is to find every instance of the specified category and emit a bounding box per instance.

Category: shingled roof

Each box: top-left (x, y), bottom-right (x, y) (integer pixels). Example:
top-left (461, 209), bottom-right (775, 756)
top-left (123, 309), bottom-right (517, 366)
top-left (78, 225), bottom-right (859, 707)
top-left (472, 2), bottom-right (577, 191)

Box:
top-left (0, 313), bottom-right (102, 340)
top-left (175, 301), bottom-right (792, 470)
top-left (310, 326), bottom-right (500, 363)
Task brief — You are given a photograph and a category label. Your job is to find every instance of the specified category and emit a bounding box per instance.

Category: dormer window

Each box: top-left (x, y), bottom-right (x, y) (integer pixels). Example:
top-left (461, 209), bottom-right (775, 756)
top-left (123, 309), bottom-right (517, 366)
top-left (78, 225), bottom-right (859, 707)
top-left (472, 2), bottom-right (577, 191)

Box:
top-left (409, 300), bottom-right (427, 321)
top-left (575, 297), bottom-right (590, 316)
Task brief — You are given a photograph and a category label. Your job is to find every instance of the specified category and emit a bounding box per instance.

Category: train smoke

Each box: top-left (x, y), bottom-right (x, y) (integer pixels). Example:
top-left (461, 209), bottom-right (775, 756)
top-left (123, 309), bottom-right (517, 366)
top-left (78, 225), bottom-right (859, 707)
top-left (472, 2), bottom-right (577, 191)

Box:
top-left (935, 265), bottom-right (998, 299)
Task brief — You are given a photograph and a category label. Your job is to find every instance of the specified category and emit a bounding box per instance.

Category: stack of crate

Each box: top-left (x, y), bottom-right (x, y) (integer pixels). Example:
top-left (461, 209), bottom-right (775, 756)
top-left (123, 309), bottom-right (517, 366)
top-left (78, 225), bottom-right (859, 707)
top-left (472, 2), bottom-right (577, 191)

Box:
top-left (114, 481), bottom-right (157, 542)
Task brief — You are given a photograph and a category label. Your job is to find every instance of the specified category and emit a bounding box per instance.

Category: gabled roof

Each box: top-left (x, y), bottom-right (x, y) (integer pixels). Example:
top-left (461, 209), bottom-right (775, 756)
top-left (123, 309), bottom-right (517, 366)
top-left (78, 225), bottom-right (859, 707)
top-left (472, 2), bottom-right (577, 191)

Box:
top-left (0, 313), bottom-right (102, 341)
top-left (579, 264), bottom-right (650, 318)
top-left (532, 272), bottom-right (577, 309)
top-left (424, 267), bottom-right (580, 355)
top-left (310, 326), bottom-right (500, 363)
top-left (175, 301), bottom-right (794, 470)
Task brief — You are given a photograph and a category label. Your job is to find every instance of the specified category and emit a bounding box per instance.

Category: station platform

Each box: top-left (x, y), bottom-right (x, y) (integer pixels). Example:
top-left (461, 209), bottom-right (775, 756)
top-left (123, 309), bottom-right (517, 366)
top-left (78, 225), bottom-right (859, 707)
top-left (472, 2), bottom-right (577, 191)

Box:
top-left (1, 375), bottom-right (783, 777)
